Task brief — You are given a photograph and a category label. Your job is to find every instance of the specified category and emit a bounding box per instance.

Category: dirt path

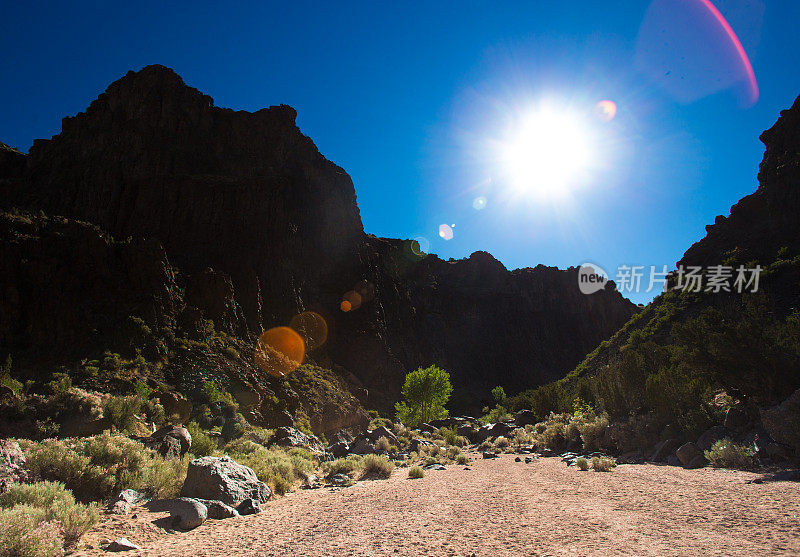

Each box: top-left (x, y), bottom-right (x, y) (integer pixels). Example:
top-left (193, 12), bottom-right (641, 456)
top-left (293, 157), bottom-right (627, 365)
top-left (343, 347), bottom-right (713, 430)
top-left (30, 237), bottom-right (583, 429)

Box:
top-left (73, 454), bottom-right (800, 556)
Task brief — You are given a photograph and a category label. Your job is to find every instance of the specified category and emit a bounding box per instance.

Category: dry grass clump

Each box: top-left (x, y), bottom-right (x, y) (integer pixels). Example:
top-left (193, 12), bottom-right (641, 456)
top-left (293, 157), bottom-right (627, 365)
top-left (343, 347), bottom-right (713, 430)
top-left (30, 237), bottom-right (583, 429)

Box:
top-left (374, 436), bottom-right (392, 452)
top-left (226, 443), bottom-right (316, 496)
top-left (323, 455), bottom-right (364, 477)
top-left (359, 454), bottom-right (395, 479)
top-left (704, 438), bottom-right (756, 469)
top-left (591, 456), bottom-right (616, 472)
top-left (575, 457), bottom-right (589, 471)
top-left (408, 466), bottom-right (424, 479)
top-left (0, 481), bottom-right (100, 552)
top-left (456, 454), bottom-right (469, 465)
top-left (493, 436), bottom-right (510, 450)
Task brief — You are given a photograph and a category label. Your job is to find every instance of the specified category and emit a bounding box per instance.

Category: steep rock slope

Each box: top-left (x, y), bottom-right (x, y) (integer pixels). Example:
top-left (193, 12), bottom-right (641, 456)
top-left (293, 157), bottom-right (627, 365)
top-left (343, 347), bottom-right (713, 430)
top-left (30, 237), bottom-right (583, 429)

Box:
top-left (2, 65), bottom-right (635, 413)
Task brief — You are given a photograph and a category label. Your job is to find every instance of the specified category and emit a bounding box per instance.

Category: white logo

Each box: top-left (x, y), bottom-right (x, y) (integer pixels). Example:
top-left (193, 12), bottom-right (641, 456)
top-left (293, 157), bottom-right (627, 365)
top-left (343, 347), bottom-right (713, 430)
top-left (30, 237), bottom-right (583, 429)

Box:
top-left (578, 263), bottom-right (609, 294)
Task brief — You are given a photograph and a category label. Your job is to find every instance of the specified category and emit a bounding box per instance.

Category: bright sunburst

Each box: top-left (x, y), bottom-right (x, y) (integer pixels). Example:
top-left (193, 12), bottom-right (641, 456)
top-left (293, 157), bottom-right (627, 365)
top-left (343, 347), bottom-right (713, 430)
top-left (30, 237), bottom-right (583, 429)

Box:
top-left (500, 105), bottom-right (596, 200)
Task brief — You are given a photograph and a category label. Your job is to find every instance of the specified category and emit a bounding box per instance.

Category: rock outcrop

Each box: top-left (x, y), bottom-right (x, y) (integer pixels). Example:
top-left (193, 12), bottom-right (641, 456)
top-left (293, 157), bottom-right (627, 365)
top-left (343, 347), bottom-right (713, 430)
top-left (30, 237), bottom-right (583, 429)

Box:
top-left (180, 456), bottom-right (271, 507)
top-left (0, 65), bottom-right (635, 416)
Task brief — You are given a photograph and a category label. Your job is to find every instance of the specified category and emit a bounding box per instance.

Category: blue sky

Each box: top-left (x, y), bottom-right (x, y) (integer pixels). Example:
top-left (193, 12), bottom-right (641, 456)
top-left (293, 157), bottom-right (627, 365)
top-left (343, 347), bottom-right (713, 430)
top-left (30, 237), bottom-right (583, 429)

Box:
top-left (2, 1), bottom-right (799, 304)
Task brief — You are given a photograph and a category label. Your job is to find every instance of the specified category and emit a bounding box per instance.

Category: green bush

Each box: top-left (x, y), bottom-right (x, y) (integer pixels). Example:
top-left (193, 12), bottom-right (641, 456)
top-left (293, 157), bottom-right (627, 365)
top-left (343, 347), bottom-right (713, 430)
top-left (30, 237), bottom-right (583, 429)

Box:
top-left (0, 507), bottom-right (63, 557)
top-left (323, 455), bottom-right (364, 477)
top-left (228, 446), bottom-right (315, 496)
top-left (0, 481), bottom-right (99, 548)
top-left (408, 466), bottom-right (424, 479)
top-left (591, 456), bottom-right (616, 472)
top-left (186, 422), bottom-right (216, 457)
top-left (374, 436), bottom-right (392, 452)
top-left (575, 457), bottom-right (589, 471)
top-left (101, 395), bottom-right (145, 433)
top-left (143, 455), bottom-right (190, 499)
top-left (360, 454), bottom-right (394, 479)
top-left (704, 438), bottom-right (756, 469)
top-left (455, 454), bottom-right (469, 465)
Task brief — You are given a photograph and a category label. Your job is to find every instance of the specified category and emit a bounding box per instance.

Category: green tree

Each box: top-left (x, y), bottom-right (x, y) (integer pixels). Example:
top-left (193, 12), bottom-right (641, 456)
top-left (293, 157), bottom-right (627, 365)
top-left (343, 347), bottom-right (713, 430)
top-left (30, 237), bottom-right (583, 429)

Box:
top-left (491, 385), bottom-right (506, 405)
top-left (395, 365), bottom-right (453, 427)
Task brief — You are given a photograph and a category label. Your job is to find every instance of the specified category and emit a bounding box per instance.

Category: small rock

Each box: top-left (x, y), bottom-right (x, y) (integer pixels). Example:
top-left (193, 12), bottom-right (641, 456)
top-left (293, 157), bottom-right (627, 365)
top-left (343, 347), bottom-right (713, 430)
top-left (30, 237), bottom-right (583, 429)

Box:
top-left (482, 451), bottom-right (498, 459)
top-left (105, 538), bottom-right (140, 552)
top-left (423, 463), bottom-right (446, 471)
top-left (524, 457), bottom-right (533, 464)
top-left (514, 456), bottom-right (521, 462)
top-left (463, 467), bottom-right (471, 470)
top-left (236, 498), bottom-right (262, 515)
top-left (109, 501), bottom-right (132, 515)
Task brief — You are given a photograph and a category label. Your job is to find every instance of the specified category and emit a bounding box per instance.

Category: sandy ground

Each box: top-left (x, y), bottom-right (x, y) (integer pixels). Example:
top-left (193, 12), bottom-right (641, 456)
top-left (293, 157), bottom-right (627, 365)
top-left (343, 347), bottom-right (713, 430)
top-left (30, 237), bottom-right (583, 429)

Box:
top-left (71, 453), bottom-right (800, 556)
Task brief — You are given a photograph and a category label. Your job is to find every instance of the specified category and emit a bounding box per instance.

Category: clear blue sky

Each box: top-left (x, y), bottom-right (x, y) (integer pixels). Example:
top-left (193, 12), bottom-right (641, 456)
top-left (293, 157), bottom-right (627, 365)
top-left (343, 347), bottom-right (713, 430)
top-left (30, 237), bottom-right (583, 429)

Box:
top-left (2, 1), bottom-right (799, 304)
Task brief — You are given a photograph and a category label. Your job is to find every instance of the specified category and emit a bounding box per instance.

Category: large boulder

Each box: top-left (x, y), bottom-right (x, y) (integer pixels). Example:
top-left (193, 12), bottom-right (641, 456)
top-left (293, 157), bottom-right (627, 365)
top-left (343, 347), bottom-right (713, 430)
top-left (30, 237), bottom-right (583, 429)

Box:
top-left (514, 410), bottom-right (538, 427)
top-left (153, 391), bottom-right (192, 425)
top-left (195, 499), bottom-right (239, 519)
top-left (180, 456), bottom-right (271, 507)
top-left (143, 425), bottom-right (192, 459)
top-left (676, 442), bottom-right (701, 466)
top-left (760, 389), bottom-right (800, 454)
top-left (269, 427), bottom-right (324, 453)
top-left (649, 439), bottom-right (679, 463)
top-left (349, 435), bottom-right (375, 455)
top-left (476, 422), bottom-right (515, 442)
top-left (329, 441), bottom-right (349, 459)
top-left (366, 426), bottom-right (398, 445)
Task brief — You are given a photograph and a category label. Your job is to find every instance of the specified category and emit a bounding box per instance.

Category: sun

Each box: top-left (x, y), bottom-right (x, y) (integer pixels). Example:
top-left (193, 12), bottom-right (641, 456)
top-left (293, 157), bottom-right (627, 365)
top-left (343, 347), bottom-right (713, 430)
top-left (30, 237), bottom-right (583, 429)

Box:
top-left (501, 106), bottom-right (595, 199)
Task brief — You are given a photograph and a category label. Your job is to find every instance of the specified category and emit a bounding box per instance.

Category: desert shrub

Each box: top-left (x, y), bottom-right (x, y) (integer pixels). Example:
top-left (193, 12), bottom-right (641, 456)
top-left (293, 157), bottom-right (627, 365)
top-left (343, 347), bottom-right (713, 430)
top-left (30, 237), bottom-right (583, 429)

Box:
top-left (570, 410), bottom-right (610, 451)
top-left (0, 481), bottom-right (99, 545)
top-left (374, 436), bottom-right (392, 452)
top-left (101, 395), bottom-right (145, 433)
top-left (591, 456), bottom-right (616, 472)
top-left (323, 455), bottom-right (364, 477)
top-left (247, 427), bottom-right (274, 446)
top-left (704, 438), bottom-right (756, 469)
top-left (533, 413), bottom-right (569, 451)
top-left (143, 455), bottom-right (190, 499)
top-left (186, 422), bottom-right (216, 457)
top-left (0, 507), bottom-right (63, 557)
top-left (513, 427), bottom-right (534, 446)
top-left (480, 405), bottom-right (513, 425)
top-left (493, 436), bottom-right (509, 449)
top-left (478, 439), bottom-right (493, 451)
top-left (575, 457), bottom-right (589, 471)
top-left (408, 466), bottom-right (424, 479)
top-left (0, 355), bottom-right (22, 394)
top-left (229, 446), bottom-right (315, 496)
top-left (456, 454), bottom-right (469, 465)
top-left (360, 454), bottom-right (394, 479)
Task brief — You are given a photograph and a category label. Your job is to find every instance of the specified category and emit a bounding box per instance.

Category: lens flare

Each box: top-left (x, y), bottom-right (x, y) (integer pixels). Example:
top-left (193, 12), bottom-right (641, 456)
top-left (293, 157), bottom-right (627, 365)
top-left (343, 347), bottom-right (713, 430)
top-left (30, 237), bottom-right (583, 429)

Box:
top-left (254, 327), bottom-right (305, 377)
top-left (595, 100), bottom-right (617, 122)
top-left (342, 290), bottom-right (362, 311)
top-left (289, 311), bottom-right (328, 351)
top-left (438, 224), bottom-right (454, 240)
top-left (353, 280), bottom-right (376, 303)
top-left (411, 236), bottom-right (430, 256)
top-left (340, 300), bottom-right (351, 312)
top-left (472, 196), bottom-right (487, 210)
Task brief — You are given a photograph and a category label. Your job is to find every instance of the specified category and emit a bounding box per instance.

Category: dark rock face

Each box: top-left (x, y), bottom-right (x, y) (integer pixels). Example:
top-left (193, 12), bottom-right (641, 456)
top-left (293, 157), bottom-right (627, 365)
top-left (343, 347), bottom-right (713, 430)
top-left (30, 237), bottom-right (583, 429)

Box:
top-left (680, 94), bottom-right (800, 268)
top-left (1, 65), bottom-right (635, 414)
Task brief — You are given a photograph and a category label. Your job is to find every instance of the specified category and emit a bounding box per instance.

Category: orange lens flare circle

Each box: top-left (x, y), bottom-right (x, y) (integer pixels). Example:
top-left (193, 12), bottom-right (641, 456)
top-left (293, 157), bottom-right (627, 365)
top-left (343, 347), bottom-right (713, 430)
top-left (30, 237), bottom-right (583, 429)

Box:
top-left (289, 311), bottom-right (328, 351)
top-left (595, 100), bottom-right (617, 122)
top-left (340, 300), bottom-right (352, 312)
top-left (254, 326), bottom-right (305, 378)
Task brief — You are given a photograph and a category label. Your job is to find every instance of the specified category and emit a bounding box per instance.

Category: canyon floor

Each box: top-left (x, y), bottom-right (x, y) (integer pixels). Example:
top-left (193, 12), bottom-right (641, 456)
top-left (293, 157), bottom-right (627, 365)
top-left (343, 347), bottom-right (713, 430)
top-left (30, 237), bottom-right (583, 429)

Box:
top-left (71, 453), bottom-right (800, 556)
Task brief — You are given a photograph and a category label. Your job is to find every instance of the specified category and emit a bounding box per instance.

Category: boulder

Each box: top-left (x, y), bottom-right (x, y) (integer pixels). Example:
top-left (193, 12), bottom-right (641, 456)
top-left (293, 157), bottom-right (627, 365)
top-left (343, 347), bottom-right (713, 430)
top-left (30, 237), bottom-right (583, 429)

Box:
top-left (760, 389), bottom-right (800, 453)
top-left (367, 426), bottom-right (398, 445)
top-left (482, 451), bottom-right (498, 459)
top-left (146, 425), bottom-right (192, 458)
top-left (696, 425), bottom-right (731, 451)
top-left (0, 439), bottom-right (29, 487)
top-left (349, 436), bottom-right (375, 455)
top-left (418, 423), bottom-right (436, 434)
top-left (476, 422), bottom-right (515, 442)
top-left (269, 427), bottom-right (324, 453)
top-left (329, 441), bottom-right (349, 459)
top-left (195, 499), bottom-right (239, 519)
top-left (180, 456), bottom-right (271, 507)
top-left (649, 439), bottom-right (679, 462)
top-left (408, 438), bottom-right (435, 454)
top-left (724, 407), bottom-right (749, 432)
top-left (152, 391), bottom-right (192, 425)
top-left (166, 498), bottom-right (207, 530)
top-left (457, 423), bottom-right (477, 440)
top-left (236, 499), bottom-right (262, 515)
top-left (686, 454), bottom-right (708, 469)
top-left (676, 442), bottom-right (701, 466)
top-left (514, 410), bottom-right (537, 427)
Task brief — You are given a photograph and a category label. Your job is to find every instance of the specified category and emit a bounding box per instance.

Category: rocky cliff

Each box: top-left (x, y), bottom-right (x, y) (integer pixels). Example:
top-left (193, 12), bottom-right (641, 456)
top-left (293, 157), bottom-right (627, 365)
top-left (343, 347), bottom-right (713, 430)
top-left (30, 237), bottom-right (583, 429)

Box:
top-left (1, 65), bottom-right (635, 418)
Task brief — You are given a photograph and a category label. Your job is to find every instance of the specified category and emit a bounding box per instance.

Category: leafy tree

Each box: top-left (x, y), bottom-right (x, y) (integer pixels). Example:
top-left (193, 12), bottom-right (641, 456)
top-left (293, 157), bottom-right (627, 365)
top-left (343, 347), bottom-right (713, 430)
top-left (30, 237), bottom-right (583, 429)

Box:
top-left (395, 365), bottom-right (453, 427)
top-left (491, 385), bottom-right (506, 404)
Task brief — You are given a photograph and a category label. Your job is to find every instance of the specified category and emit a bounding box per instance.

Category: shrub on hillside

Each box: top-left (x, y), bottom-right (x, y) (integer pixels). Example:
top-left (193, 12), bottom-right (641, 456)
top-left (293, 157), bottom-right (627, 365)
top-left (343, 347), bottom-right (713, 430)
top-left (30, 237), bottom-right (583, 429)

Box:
top-left (227, 445), bottom-right (315, 496)
top-left (704, 438), bottom-right (756, 469)
top-left (186, 422), bottom-right (216, 457)
top-left (374, 436), bottom-right (392, 452)
top-left (323, 455), bottom-right (364, 477)
top-left (0, 508), bottom-right (63, 557)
